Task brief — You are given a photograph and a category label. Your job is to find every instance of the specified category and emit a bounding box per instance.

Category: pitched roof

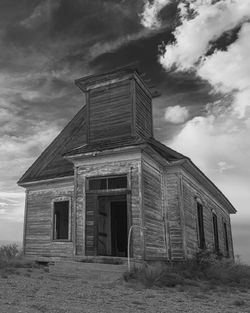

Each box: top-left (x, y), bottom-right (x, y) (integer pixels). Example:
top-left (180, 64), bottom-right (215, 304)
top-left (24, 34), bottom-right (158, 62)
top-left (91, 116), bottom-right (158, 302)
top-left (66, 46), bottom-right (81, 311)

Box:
top-left (18, 106), bottom-right (87, 185)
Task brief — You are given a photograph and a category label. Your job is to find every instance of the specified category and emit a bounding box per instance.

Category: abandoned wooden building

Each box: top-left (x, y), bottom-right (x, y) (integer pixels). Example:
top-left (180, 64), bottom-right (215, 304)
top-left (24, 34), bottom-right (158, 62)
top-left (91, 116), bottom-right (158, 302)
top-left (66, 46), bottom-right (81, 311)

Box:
top-left (18, 68), bottom-right (236, 261)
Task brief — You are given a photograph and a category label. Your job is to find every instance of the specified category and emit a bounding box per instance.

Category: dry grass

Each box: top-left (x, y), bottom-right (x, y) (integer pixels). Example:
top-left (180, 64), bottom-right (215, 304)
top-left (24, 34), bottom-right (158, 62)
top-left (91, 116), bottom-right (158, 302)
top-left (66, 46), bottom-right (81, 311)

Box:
top-left (124, 250), bottom-right (250, 290)
top-left (0, 244), bottom-right (38, 278)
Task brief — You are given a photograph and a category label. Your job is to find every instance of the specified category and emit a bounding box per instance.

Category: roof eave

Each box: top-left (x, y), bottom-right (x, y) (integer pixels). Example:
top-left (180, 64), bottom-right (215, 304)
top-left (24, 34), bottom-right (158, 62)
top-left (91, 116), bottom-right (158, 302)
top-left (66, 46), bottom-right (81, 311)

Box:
top-left (18, 175), bottom-right (74, 188)
top-left (169, 159), bottom-right (237, 214)
top-left (64, 144), bottom-right (147, 162)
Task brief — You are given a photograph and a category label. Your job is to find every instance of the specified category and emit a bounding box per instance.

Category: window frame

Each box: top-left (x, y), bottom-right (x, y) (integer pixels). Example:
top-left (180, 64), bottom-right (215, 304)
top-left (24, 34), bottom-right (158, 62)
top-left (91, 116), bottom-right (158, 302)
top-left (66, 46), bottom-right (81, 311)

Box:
top-left (87, 174), bottom-right (128, 192)
top-left (196, 199), bottom-right (206, 250)
top-left (51, 197), bottom-right (72, 242)
top-left (212, 212), bottom-right (219, 253)
top-left (223, 221), bottom-right (229, 256)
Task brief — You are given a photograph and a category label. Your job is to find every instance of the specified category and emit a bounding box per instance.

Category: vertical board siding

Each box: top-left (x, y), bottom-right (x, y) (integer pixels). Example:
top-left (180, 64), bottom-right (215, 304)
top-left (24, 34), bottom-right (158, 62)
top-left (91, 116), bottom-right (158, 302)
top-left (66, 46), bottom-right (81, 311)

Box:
top-left (143, 161), bottom-right (166, 259)
top-left (181, 172), bottom-right (234, 258)
top-left (165, 171), bottom-right (184, 260)
top-left (25, 181), bottom-right (74, 257)
top-left (75, 174), bottom-right (84, 255)
top-left (135, 82), bottom-right (153, 139)
top-left (89, 81), bottom-right (132, 142)
top-left (76, 159), bottom-right (143, 259)
top-left (85, 193), bottom-right (97, 256)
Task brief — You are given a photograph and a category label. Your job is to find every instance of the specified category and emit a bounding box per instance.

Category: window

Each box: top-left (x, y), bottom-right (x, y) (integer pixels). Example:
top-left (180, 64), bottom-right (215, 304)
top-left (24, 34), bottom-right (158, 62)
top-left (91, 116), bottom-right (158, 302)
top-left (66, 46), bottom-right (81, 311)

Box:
top-left (88, 176), bottom-right (127, 191)
top-left (212, 213), bottom-right (219, 252)
top-left (197, 202), bottom-right (205, 249)
top-left (223, 222), bottom-right (229, 255)
top-left (53, 201), bottom-right (69, 240)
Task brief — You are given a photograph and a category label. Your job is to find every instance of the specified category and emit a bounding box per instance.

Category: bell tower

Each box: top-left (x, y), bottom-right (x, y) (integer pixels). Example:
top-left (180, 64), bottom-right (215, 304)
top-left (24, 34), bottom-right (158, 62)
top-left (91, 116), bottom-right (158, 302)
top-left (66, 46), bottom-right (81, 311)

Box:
top-left (75, 67), bottom-right (153, 143)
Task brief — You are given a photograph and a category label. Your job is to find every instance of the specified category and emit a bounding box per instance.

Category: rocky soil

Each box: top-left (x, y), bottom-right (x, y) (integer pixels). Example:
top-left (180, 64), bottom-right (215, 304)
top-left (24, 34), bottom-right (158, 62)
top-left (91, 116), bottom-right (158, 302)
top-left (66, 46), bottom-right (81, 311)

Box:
top-left (0, 261), bottom-right (250, 313)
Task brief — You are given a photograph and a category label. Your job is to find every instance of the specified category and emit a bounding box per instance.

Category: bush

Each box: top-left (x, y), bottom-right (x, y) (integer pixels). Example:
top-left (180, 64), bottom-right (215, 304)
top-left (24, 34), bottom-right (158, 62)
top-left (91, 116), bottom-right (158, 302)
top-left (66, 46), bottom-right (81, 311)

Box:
top-left (124, 250), bottom-right (250, 290)
top-left (0, 244), bottom-right (36, 275)
top-left (0, 243), bottom-right (20, 259)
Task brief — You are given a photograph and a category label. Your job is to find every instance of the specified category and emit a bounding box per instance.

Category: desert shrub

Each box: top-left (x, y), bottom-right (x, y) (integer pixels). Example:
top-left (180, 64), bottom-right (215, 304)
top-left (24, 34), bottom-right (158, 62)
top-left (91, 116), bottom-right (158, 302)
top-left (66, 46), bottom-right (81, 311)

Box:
top-left (204, 259), bottom-right (250, 288)
top-left (0, 244), bottom-right (37, 275)
top-left (124, 263), bottom-right (190, 288)
top-left (0, 243), bottom-right (20, 259)
top-left (124, 249), bottom-right (250, 290)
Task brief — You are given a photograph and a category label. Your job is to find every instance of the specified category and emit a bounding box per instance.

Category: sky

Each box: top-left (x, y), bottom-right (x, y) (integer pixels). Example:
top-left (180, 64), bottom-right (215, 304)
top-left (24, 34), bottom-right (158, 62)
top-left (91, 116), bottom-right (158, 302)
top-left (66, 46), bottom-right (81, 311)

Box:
top-left (0, 0), bottom-right (249, 263)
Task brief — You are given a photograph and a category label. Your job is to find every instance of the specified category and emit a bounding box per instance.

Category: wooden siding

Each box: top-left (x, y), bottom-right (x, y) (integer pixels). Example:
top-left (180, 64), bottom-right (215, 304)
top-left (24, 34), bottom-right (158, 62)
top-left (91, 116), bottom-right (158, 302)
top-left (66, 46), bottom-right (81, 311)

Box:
top-left (165, 170), bottom-right (184, 260)
top-left (85, 193), bottom-right (97, 256)
top-left (181, 171), bottom-right (234, 258)
top-left (88, 81), bottom-right (132, 142)
top-left (75, 158), bottom-right (143, 258)
top-left (142, 159), bottom-right (167, 259)
top-left (135, 81), bottom-right (153, 138)
top-left (24, 180), bottom-right (74, 257)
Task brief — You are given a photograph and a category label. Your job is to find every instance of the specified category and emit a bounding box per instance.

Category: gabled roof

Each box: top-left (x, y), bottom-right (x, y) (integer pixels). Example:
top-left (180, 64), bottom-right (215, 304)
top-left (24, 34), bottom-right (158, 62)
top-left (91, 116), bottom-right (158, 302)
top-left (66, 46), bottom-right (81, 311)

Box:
top-left (18, 106), bottom-right (87, 185)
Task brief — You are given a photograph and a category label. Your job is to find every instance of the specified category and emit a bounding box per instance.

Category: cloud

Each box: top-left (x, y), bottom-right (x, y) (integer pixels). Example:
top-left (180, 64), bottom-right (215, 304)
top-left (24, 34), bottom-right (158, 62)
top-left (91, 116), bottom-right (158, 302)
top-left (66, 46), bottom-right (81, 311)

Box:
top-left (217, 161), bottom-right (235, 173)
top-left (20, 0), bottom-right (61, 29)
top-left (140, 0), bottom-right (171, 29)
top-left (155, 1), bottom-right (250, 117)
top-left (0, 192), bottom-right (25, 222)
top-left (164, 105), bottom-right (189, 124)
top-left (198, 22), bottom-right (250, 117)
top-left (159, 0), bottom-right (250, 70)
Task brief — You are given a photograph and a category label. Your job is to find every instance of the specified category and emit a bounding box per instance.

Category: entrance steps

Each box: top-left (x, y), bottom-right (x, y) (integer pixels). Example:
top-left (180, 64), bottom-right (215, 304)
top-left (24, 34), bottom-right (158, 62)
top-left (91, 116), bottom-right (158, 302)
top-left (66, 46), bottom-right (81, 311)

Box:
top-left (49, 260), bottom-right (128, 281)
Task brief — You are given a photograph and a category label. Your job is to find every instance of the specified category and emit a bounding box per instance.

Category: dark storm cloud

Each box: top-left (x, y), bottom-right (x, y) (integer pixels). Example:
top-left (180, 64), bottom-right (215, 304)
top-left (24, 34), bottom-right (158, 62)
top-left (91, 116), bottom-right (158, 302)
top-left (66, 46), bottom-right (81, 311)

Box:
top-left (2, 0), bottom-right (144, 56)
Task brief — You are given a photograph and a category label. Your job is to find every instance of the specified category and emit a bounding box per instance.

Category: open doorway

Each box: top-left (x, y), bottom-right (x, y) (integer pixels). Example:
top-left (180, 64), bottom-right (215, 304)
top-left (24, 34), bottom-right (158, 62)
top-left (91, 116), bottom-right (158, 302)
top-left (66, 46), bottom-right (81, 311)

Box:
top-left (97, 195), bottom-right (128, 257)
top-left (111, 201), bottom-right (127, 257)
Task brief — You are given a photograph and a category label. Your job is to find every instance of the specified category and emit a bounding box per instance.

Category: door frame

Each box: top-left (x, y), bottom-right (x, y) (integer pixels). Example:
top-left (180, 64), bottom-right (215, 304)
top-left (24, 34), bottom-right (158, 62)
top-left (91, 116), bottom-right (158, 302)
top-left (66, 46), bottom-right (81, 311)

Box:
top-left (96, 193), bottom-right (131, 256)
top-left (85, 190), bottom-right (131, 256)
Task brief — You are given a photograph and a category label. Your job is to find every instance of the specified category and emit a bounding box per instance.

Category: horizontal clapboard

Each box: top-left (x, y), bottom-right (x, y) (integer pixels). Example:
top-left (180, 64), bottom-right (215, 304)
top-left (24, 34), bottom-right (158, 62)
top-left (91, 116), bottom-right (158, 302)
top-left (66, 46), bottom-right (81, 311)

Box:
top-left (89, 81), bottom-right (132, 142)
top-left (135, 82), bottom-right (153, 138)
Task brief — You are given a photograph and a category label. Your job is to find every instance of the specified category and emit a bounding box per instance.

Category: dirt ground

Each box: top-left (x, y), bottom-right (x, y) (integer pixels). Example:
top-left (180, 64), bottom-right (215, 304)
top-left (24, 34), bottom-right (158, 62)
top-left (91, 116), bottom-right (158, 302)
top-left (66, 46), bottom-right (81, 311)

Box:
top-left (0, 265), bottom-right (250, 313)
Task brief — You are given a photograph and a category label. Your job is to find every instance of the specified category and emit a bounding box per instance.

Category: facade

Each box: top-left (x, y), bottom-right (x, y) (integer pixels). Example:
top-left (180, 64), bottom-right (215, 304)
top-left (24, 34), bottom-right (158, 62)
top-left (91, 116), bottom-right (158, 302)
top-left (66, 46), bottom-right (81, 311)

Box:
top-left (18, 68), bottom-right (236, 261)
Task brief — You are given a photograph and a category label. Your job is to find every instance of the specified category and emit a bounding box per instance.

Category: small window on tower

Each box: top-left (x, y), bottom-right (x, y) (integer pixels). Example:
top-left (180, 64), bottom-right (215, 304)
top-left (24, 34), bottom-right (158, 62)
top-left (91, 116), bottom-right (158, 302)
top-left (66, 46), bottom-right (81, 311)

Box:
top-left (53, 201), bottom-right (69, 240)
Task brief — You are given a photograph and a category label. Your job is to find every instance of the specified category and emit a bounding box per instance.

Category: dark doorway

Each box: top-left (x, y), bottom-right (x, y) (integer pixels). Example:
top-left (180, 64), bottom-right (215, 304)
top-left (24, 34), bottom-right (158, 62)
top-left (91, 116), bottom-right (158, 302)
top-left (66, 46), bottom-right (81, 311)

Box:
top-left (111, 201), bottom-right (128, 257)
top-left (97, 195), bottom-right (128, 257)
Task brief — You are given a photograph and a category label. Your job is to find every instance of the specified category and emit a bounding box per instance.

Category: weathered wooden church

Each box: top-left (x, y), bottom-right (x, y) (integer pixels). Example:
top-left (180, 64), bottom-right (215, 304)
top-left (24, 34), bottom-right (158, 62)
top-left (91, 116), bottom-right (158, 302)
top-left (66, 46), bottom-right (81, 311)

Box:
top-left (18, 68), bottom-right (236, 261)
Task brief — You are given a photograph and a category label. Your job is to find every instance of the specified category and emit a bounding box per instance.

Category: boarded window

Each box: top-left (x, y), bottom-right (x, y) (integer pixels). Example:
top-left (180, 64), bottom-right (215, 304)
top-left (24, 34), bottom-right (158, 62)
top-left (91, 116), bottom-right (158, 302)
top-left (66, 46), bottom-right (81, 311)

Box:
top-left (212, 213), bottom-right (219, 252)
top-left (224, 222), bottom-right (229, 255)
top-left (197, 202), bottom-right (205, 249)
top-left (53, 201), bottom-right (69, 240)
top-left (89, 176), bottom-right (127, 191)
